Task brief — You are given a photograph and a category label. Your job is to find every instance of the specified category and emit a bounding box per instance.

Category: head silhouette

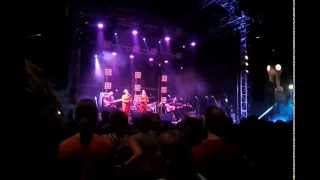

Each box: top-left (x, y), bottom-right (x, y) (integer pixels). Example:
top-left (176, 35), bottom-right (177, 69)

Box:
top-left (205, 106), bottom-right (233, 138)
top-left (74, 99), bottom-right (98, 144)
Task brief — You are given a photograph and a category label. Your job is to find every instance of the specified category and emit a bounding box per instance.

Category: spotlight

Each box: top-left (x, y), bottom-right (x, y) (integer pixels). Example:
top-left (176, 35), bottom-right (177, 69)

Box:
top-left (164, 36), bottom-right (171, 41)
top-left (245, 55), bottom-right (249, 60)
top-left (164, 60), bottom-right (169, 64)
top-left (143, 37), bottom-right (146, 41)
top-left (288, 84), bottom-right (294, 90)
top-left (245, 62), bottom-right (249, 66)
top-left (190, 41), bottom-right (196, 47)
top-left (97, 22), bottom-right (104, 29)
top-left (275, 64), bottom-right (282, 71)
top-left (132, 29), bottom-right (138, 35)
top-left (182, 45), bottom-right (186, 49)
top-left (158, 40), bottom-right (161, 44)
top-left (112, 52), bottom-right (117, 56)
top-left (129, 54), bottom-right (135, 59)
top-left (148, 57), bottom-right (154, 62)
top-left (57, 110), bottom-right (61, 115)
top-left (267, 65), bottom-right (271, 72)
top-left (180, 66), bottom-right (184, 70)
top-left (245, 70), bottom-right (249, 73)
top-left (94, 54), bottom-right (98, 59)
top-left (114, 32), bottom-right (118, 36)
top-left (256, 36), bottom-right (260, 39)
top-left (225, 98), bottom-right (228, 103)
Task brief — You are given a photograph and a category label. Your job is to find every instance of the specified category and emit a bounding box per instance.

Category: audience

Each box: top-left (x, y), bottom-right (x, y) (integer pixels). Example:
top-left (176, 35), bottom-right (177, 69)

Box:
top-left (24, 65), bottom-right (292, 180)
top-left (23, 61), bottom-right (63, 180)
top-left (58, 99), bottom-right (113, 180)
top-left (123, 113), bottom-right (167, 179)
top-left (192, 106), bottom-right (249, 180)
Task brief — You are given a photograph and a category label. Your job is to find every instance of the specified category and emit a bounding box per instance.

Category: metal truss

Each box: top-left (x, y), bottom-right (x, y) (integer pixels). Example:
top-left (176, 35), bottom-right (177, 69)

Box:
top-left (203, 0), bottom-right (250, 121)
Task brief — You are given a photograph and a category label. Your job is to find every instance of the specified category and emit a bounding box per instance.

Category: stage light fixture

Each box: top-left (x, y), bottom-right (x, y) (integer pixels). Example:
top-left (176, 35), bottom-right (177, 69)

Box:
top-left (164, 36), bottom-right (171, 41)
top-left (143, 37), bottom-right (146, 41)
top-left (190, 41), bottom-right (196, 47)
top-left (114, 32), bottom-right (118, 36)
top-left (97, 23), bottom-right (104, 29)
top-left (275, 64), bottom-right (282, 71)
top-left (148, 57), bottom-right (154, 62)
top-left (112, 52), bottom-right (117, 56)
top-left (132, 29), bottom-right (138, 35)
top-left (164, 60), bottom-right (169, 64)
top-left (182, 45), bottom-right (186, 48)
top-left (245, 62), bottom-right (249, 66)
top-left (245, 70), bottom-right (249, 73)
top-left (94, 54), bottom-right (98, 59)
top-left (267, 65), bottom-right (271, 72)
top-left (180, 66), bottom-right (184, 70)
top-left (245, 55), bottom-right (249, 60)
top-left (129, 54), bottom-right (135, 59)
top-left (288, 84), bottom-right (294, 90)
top-left (158, 40), bottom-right (161, 44)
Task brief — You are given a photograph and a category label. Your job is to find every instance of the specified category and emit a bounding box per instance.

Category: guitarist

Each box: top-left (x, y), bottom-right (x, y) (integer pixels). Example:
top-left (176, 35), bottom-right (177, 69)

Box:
top-left (103, 91), bottom-right (116, 110)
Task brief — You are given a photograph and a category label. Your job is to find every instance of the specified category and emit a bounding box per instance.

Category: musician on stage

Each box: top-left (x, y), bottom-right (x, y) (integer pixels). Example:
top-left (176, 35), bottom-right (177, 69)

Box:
top-left (121, 89), bottom-right (131, 115)
top-left (102, 91), bottom-right (116, 110)
top-left (138, 90), bottom-right (149, 113)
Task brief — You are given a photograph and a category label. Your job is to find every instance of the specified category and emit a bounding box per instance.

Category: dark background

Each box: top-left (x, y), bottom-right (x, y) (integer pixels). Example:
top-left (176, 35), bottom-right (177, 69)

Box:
top-left (22, 0), bottom-right (293, 114)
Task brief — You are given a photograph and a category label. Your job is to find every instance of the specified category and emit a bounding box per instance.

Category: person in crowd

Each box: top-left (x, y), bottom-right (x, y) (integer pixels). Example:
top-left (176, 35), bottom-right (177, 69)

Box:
top-left (178, 117), bottom-right (206, 147)
top-left (159, 126), bottom-right (200, 180)
top-left (22, 61), bottom-right (63, 180)
top-left (239, 116), bottom-right (291, 180)
top-left (193, 106), bottom-right (248, 180)
top-left (58, 99), bottom-right (113, 180)
top-left (122, 113), bottom-right (167, 180)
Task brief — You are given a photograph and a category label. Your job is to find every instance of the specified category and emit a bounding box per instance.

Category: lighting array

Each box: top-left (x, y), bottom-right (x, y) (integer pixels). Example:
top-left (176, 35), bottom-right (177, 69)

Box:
top-left (96, 22), bottom-right (197, 49)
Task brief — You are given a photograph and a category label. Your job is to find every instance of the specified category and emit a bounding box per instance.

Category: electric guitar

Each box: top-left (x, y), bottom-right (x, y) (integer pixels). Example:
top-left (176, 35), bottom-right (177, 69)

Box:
top-left (103, 99), bottom-right (122, 107)
top-left (165, 103), bottom-right (193, 112)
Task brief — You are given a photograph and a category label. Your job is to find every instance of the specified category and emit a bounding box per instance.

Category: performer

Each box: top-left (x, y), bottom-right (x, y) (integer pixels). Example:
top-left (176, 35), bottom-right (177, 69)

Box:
top-left (102, 91), bottom-right (116, 109)
top-left (138, 90), bottom-right (149, 113)
top-left (121, 89), bottom-right (131, 115)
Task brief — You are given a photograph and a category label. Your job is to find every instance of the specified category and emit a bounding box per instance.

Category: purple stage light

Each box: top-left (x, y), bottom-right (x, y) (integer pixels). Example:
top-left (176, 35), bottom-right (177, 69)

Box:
top-left (129, 54), bottom-right (135, 59)
top-left (143, 37), bottom-right (146, 41)
top-left (148, 57), bottom-right (154, 62)
top-left (190, 41), bottom-right (196, 47)
top-left (132, 29), bottom-right (138, 35)
top-left (95, 56), bottom-right (102, 77)
top-left (182, 45), bottom-right (186, 49)
top-left (164, 36), bottom-right (171, 41)
top-left (94, 54), bottom-right (98, 59)
top-left (112, 52), bottom-right (117, 56)
top-left (114, 32), bottom-right (118, 36)
top-left (164, 60), bottom-right (169, 64)
top-left (158, 40), bottom-right (161, 44)
top-left (97, 23), bottom-right (104, 29)
top-left (180, 66), bottom-right (184, 70)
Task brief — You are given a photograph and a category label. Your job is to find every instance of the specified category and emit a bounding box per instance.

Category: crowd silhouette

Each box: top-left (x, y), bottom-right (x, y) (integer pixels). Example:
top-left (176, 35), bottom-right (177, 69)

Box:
top-left (24, 62), bottom-right (292, 180)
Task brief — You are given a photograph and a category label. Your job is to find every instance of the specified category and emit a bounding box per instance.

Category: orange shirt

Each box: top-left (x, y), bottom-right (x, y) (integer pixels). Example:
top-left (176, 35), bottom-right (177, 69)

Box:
top-left (58, 133), bottom-right (113, 160)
